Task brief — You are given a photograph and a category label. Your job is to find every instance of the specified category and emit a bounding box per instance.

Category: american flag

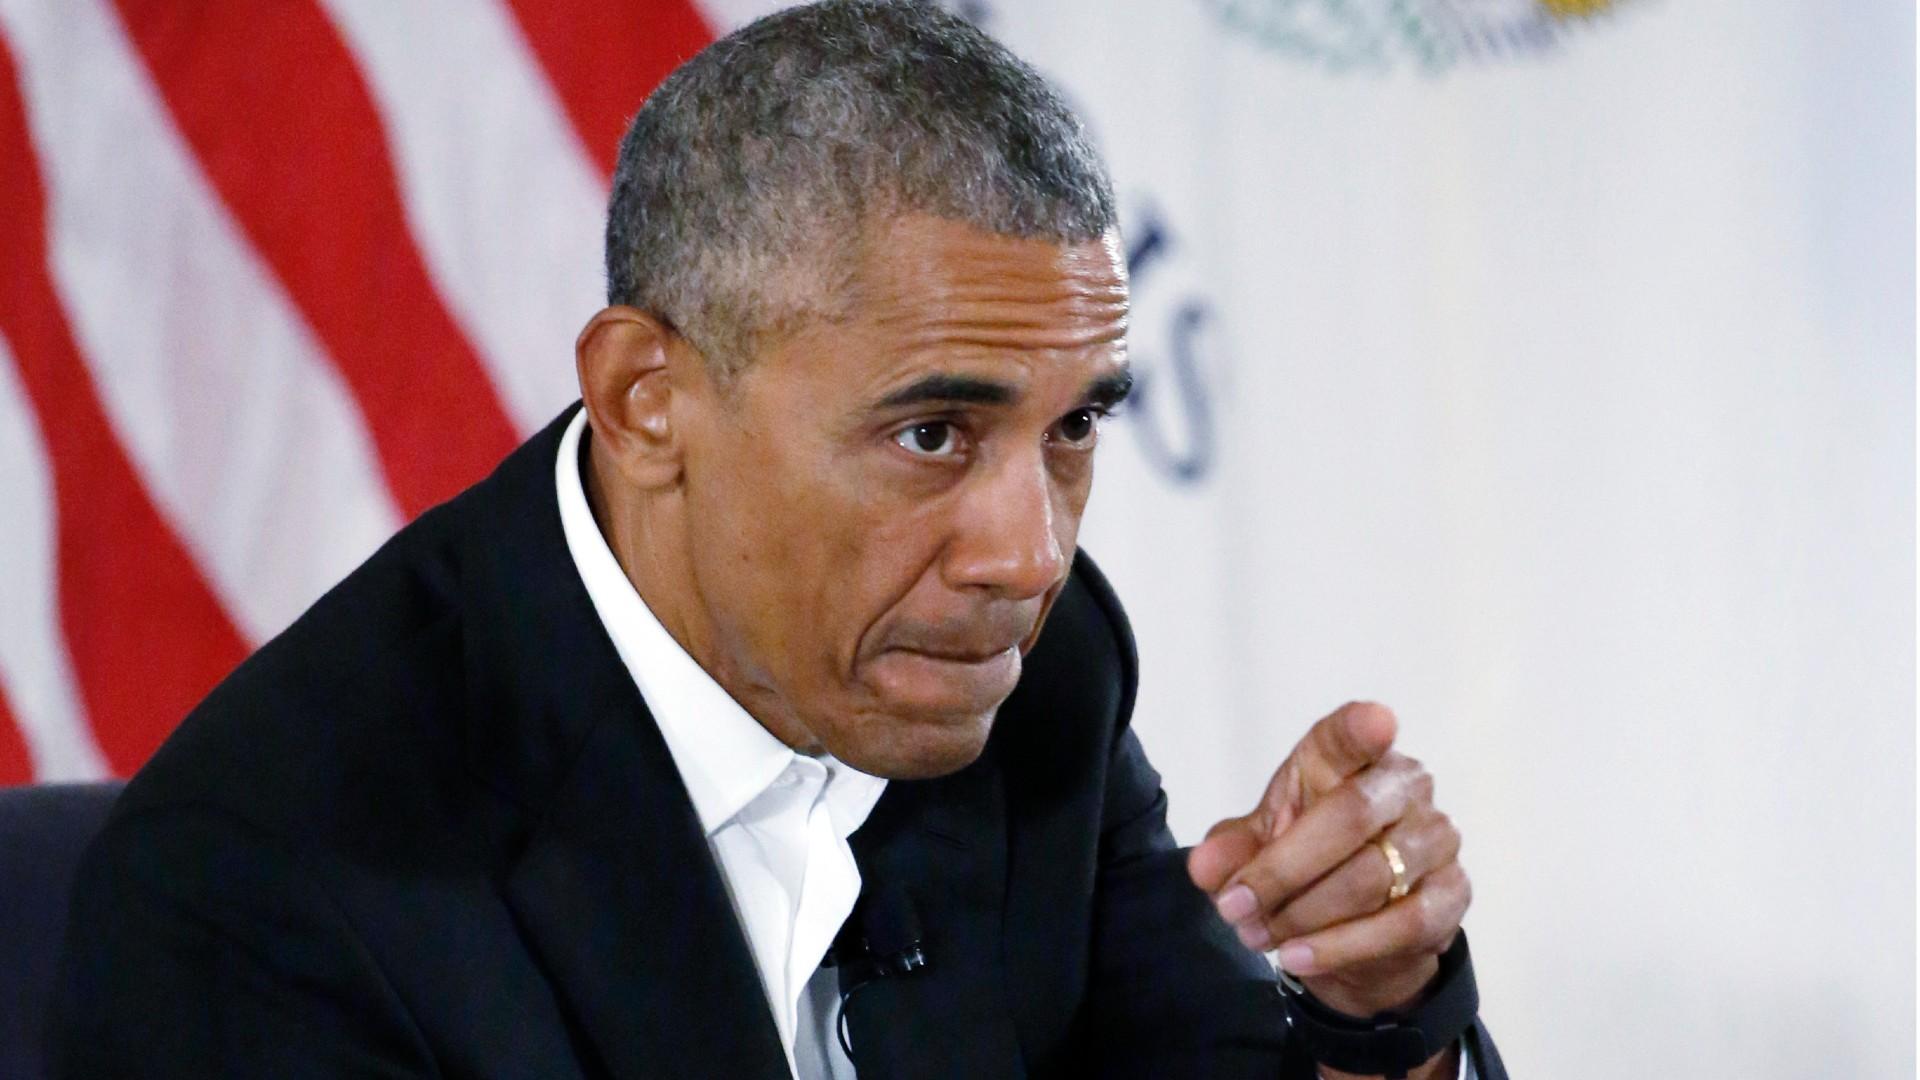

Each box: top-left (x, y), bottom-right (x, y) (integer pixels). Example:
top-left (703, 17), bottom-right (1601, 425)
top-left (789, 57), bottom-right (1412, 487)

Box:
top-left (0, 0), bottom-right (742, 783)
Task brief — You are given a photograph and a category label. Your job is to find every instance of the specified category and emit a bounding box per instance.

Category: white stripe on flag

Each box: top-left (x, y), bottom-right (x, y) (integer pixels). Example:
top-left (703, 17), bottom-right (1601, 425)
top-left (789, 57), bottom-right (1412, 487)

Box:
top-left (0, 0), bottom-right (403, 644)
top-left (694, 0), bottom-right (788, 32)
top-left (318, 0), bottom-right (605, 434)
top-left (0, 332), bottom-right (109, 782)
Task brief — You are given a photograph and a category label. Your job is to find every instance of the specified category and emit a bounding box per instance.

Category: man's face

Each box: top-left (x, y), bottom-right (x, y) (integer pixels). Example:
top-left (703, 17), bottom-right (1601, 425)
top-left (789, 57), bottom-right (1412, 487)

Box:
top-left (674, 214), bottom-right (1130, 779)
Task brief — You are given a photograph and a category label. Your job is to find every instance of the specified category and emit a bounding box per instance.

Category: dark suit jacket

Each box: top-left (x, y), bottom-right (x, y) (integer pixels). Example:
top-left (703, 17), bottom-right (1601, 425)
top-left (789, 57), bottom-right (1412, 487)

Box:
top-left (51, 407), bottom-right (1503, 1079)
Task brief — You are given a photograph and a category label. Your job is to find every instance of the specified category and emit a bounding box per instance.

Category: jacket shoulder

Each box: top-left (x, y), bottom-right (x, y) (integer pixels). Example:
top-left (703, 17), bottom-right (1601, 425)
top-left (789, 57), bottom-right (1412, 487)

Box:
top-left (108, 412), bottom-right (568, 857)
top-left (114, 497), bottom-right (472, 840)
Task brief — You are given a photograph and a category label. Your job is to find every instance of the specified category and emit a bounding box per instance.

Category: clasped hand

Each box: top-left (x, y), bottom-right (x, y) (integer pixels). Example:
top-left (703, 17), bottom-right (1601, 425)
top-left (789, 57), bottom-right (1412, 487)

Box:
top-left (1188, 702), bottom-right (1471, 1022)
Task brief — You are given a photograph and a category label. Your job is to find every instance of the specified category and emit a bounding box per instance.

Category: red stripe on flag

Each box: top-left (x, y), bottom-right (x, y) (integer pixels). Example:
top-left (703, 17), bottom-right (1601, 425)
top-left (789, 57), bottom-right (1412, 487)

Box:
top-left (0, 683), bottom-right (30, 785)
top-left (109, 0), bottom-right (519, 518)
top-left (0, 36), bottom-right (250, 776)
top-left (504, 0), bottom-right (714, 179)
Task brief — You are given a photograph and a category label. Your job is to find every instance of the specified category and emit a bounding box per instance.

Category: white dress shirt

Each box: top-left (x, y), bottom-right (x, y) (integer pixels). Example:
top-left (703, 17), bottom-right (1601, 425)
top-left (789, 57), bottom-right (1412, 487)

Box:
top-left (556, 410), bottom-right (886, 1080)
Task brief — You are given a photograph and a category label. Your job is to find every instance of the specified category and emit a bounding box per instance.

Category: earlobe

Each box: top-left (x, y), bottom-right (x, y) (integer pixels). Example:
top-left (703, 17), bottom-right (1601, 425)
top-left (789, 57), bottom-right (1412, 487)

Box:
top-left (575, 305), bottom-right (683, 489)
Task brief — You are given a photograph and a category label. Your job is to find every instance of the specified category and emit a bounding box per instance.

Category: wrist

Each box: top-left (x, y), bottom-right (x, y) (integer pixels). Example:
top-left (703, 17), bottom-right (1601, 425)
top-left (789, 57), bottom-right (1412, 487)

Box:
top-left (1276, 931), bottom-right (1478, 1080)
top-left (1300, 954), bottom-right (1442, 1017)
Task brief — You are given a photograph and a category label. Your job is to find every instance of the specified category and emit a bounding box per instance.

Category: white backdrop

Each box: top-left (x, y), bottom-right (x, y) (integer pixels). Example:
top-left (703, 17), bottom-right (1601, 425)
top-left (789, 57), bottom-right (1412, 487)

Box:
top-left (883, 2), bottom-right (1913, 1077)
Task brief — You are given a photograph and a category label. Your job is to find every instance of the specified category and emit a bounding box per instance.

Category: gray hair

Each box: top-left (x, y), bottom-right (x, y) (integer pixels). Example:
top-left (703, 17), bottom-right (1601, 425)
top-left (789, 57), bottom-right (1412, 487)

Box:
top-left (604, 0), bottom-right (1118, 374)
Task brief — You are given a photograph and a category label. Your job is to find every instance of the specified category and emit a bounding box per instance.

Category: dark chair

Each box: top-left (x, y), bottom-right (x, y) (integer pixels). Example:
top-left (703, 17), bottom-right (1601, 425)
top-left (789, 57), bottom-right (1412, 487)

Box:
top-left (0, 781), bottom-right (124, 1080)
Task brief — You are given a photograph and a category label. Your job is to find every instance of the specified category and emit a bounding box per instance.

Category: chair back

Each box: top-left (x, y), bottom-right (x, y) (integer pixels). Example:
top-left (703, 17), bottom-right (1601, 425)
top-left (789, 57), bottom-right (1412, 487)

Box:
top-left (0, 781), bottom-right (124, 1080)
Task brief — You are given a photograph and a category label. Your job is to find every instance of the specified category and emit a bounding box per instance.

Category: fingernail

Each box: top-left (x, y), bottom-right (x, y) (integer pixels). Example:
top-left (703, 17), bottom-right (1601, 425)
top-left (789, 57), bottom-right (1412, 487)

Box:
top-left (1236, 922), bottom-right (1271, 951)
top-left (1276, 942), bottom-right (1316, 975)
top-left (1215, 885), bottom-right (1258, 924)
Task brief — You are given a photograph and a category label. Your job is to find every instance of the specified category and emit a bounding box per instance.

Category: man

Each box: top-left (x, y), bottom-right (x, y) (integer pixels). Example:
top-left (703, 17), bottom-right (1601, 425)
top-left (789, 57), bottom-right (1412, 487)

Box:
top-left (52, 3), bottom-right (1502, 1078)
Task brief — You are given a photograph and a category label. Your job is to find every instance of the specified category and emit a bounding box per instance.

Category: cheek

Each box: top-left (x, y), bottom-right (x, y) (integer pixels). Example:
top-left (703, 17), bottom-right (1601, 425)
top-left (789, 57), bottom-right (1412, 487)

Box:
top-left (681, 440), bottom-right (818, 665)
top-left (806, 476), bottom-right (947, 653)
top-left (784, 473), bottom-right (968, 713)
top-left (692, 456), bottom-right (911, 683)
top-left (1052, 460), bottom-right (1095, 549)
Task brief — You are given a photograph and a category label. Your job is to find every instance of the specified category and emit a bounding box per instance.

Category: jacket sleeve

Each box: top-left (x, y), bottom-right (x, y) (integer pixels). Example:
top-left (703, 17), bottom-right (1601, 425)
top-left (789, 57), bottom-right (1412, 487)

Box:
top-left (1076, 724), bottom-right (1327, 1079)
top-left (1066, 555), bottom-right (1311, 1079)
top-left (49, 804), bottom-right (436, 1079)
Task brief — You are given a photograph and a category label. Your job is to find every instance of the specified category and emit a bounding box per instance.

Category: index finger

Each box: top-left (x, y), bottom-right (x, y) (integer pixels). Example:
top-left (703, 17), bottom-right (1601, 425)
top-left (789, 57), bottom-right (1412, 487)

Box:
top-left (1290, 701), bottom-right (1398, 795)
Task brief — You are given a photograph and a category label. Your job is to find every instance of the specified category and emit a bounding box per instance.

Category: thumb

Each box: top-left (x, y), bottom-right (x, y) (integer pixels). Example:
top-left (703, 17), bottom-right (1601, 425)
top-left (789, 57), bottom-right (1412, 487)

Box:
top-left (1290, 701), bottom-right (1398, 796)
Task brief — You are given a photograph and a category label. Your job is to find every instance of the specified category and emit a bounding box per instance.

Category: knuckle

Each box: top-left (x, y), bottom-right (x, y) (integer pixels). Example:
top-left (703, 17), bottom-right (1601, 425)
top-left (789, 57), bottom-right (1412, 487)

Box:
top-left (1362, 766), bottom-right (1417, 823)
top-left (1422, 866), bottom-right (1471, 929)
top-left (1204, 815), bottom-right (1247, 842)
top-left (1232, 868), bottom-right (1274, 911)
top-left (1409, 765), bottom-right (1435, 804)
top-left (1341, 856), bottom-right (1387, 914)
top-left (1266, 907), bottom-right (1301, 942)
top-left (1388, 827), bottom-right (1422, 869)
top-left (1338, 785), bottom-right (1381, 835)
top-left (1235, 858), bottom-right (1289, 911)
top-left (1413, 889), bottom-right (1449, 941)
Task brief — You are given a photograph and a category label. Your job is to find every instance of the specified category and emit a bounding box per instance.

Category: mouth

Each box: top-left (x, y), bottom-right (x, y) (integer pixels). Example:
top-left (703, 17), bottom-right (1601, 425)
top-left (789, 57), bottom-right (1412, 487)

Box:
top-left (865, 643), bottom-right (1024, 715)
top-left (897, 643), bottom-right (1021, 664)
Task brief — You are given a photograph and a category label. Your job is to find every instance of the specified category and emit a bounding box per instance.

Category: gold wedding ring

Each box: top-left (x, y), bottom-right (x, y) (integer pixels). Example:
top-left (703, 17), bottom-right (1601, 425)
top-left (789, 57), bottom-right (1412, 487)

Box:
top-left (1376, 837), bottom-right (1410, 903)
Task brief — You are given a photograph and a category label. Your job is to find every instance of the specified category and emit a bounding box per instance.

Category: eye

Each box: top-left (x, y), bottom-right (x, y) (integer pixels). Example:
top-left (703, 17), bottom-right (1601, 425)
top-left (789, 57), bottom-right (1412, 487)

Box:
top-left (1049, 407), bottom-right (1106, 449)
top-left (893, 420), bottom-right (963, 458)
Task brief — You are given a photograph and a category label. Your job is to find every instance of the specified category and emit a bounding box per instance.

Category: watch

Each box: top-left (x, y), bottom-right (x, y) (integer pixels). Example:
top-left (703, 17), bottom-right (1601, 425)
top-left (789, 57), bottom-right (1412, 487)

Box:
top-left (1275, 930), bottom-right (1479, 1079)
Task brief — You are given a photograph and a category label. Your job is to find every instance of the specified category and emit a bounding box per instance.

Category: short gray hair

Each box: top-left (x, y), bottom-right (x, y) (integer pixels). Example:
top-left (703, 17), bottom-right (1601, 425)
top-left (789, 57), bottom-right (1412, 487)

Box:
top-left (604, 0), bottom-right (1118, 373)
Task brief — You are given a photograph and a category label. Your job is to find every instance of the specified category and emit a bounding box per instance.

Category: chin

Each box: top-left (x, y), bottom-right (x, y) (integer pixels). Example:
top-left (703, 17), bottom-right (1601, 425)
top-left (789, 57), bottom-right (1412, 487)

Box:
top-left (835, 707), bottom-right (998, 780)
top-left (828, 648), bottom-right (1020, 777)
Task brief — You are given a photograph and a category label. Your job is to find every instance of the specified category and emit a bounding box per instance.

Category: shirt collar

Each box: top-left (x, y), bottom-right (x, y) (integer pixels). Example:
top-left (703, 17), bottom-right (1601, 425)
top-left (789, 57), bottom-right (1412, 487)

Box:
top-left (554, 408), bottom-right (885, 836)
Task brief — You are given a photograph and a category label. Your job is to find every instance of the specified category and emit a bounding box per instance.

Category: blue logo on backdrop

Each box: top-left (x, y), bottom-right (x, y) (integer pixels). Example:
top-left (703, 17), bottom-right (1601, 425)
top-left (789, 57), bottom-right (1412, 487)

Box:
top-left (1121, 205), bottom-right (1219, 487)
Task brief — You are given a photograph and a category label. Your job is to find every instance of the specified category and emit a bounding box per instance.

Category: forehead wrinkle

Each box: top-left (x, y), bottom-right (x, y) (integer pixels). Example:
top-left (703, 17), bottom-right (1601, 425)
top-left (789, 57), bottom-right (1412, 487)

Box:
top-left (857, 226), bottom-right (1129, 323)
top-left (892, 320), bottom-right (1128, 355)
top-left (869, 272), bottom-right (1129, 318)
top-left (835, 217), bottom-right (1131, 377)
top-left (873, 282), bottom-right (1130, 347)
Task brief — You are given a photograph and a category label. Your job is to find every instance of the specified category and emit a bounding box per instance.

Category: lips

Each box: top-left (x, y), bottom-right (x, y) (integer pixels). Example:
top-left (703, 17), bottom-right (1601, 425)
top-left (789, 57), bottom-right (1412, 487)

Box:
top-left (863, 636), bottom-right (1027, 715)
top-left (893, 642), bottom-right (1021, 664)
top-left (878, 611), bottom-right (1036, 663)
top-left (859, 607), bottom-right (1040, 714)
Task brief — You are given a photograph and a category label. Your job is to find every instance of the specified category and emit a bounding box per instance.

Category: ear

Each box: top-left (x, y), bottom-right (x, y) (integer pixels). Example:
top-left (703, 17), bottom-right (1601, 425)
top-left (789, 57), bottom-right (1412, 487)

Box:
top-left (575, 305), bottom-right (693, 489)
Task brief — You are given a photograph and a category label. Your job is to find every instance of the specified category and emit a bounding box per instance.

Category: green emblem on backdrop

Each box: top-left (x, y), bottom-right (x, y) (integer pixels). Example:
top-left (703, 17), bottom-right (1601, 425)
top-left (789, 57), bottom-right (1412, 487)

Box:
top-left (1206, 0), bottom-right (1625, 73)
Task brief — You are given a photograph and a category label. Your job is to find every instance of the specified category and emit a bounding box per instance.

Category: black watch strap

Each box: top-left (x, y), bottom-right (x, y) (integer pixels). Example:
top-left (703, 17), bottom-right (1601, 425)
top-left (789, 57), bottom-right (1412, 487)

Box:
top-left (1276, 930), bottom-right (1478, 1079)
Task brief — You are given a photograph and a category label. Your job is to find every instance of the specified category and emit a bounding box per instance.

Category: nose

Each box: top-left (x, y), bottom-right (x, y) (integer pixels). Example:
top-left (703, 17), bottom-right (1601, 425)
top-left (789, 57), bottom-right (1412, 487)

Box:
top-left (943, 449), bottom-right (1070, 600)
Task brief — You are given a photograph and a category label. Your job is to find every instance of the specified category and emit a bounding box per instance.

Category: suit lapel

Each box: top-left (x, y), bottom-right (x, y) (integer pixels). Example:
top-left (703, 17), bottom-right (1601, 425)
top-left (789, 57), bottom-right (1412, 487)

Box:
top-left (454, 407), bottom-right (788, 1080)
top-left (841, 756), bottom-right (1027, 1080)
top-left (502, 699), bottom-right (789, 1080)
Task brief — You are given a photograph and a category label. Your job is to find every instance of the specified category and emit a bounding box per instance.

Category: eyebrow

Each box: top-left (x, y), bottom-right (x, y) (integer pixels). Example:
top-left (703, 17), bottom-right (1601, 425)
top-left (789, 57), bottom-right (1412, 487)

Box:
top-left (872, 370), bottom-right (1134, 411)
top-left (1084, 371), bottom-right (1134, 410)
top-left (874, 373), bottom-right (1016, 409)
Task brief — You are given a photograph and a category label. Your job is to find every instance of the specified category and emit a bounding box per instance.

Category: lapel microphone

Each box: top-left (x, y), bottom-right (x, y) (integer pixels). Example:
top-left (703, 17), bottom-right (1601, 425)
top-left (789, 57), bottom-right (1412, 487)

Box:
top-left (825, 883), bottom-right (929, 980)
top-left (825, 883), bottom-right (930, 1062)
